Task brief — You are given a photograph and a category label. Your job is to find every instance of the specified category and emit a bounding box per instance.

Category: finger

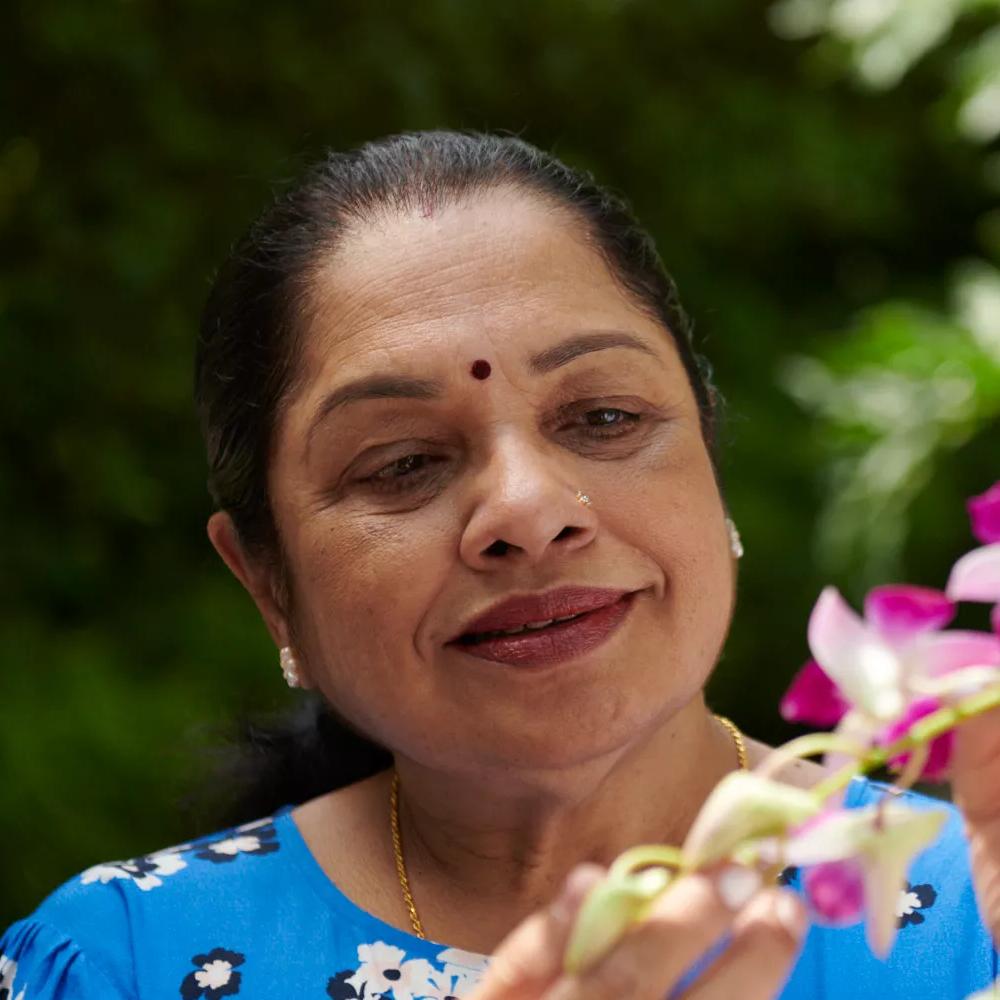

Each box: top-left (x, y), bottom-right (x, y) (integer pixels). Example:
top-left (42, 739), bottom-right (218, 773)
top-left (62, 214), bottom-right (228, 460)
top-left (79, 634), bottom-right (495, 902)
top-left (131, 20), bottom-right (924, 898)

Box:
top-left (675, 889), bottom-right (808, 1000)
top-left (542, 871), bottom-right (742, 1000)
top-left (472, 864), bottom-right (607, 1000)
top-left (953, 704), bottom-right (1000, 825)
top-left (952, 706), bottom-right (1000, 947)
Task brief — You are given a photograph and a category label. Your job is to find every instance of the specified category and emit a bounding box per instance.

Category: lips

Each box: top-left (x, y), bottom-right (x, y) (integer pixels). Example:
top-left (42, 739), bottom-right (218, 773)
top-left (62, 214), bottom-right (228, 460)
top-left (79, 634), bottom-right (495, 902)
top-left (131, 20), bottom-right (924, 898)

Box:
top-left (451, 587), bottom-right (634, 643)
top-left (448, 589), bottom-right (639, 668)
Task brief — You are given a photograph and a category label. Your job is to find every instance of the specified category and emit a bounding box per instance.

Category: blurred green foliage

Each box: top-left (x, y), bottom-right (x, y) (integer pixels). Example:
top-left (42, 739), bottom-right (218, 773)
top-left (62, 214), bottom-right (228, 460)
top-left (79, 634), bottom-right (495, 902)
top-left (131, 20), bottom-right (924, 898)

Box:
top-left (2, 0), bottom-right (997, 924)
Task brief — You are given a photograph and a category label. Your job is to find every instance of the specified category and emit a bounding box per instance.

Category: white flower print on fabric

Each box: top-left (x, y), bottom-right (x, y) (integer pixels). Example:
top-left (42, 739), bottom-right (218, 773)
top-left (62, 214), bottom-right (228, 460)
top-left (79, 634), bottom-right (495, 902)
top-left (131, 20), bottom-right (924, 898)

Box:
top-left (194, 820), bottom-right (280, 865)
top-left (180, 947), bottom-right (245, 1000)
top-left (895, 881), bottom-right (938, 927)
top-left (77, 815), bottom-right (280, 893)
top-left (344, 942), bottom-right (436, 1000)
top-left (0, 952), bottom-right (27, 1000)
top-left (327, 942), bottom-right (489, 1000)
top-left (80, 850), bottom-right (187, 891)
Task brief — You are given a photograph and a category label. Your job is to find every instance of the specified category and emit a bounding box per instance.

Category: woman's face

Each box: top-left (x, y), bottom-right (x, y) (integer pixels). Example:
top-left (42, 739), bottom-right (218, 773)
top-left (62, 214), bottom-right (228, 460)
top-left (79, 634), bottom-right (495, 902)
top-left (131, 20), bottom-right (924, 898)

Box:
top-left (267, 190), bottom-right (735, 775)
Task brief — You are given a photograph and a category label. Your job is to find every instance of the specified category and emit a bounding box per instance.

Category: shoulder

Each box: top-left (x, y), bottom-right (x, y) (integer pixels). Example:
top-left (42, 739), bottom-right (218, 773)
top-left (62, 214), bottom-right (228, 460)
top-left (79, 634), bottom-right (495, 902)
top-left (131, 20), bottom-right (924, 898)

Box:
top-left (1, 810), bottom-right (293, 1000)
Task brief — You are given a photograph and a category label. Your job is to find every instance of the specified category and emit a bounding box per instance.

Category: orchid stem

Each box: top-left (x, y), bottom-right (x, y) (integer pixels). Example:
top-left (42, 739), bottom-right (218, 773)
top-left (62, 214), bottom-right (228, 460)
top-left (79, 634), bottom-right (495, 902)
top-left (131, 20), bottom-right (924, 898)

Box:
top-left (754, 732), bottom-right (869, 781)
top-left (809, 684), bottom-right (1000, 805)
top-left (608, 844), bottom-right (685, 880)
top-left (891, 738), bottom-right (930, 794)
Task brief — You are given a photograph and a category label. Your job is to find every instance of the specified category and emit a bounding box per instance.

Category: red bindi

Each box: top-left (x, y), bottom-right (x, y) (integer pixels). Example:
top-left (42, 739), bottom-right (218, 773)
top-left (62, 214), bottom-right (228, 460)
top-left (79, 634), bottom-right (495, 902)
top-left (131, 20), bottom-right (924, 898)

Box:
top-left (470, 359), bottom-right (492, 380)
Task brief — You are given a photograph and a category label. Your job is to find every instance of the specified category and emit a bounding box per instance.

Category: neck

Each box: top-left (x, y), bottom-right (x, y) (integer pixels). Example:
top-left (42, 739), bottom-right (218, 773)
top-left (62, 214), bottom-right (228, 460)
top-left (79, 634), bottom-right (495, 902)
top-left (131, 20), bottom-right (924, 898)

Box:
top-left (391, 695), bottom-right (742, 943)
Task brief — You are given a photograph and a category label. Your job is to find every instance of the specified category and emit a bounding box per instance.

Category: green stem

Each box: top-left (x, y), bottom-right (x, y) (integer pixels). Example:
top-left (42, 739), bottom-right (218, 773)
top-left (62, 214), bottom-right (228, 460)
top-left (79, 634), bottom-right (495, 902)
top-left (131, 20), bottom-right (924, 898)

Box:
top-left (891, 736), bottom-right (929, 793)
top-left (754, 732), bottom-right (869, 780)
top-left (608, 844), bottom-right (685, 880)
top-left (809, 684), bottom-right (1000, 805)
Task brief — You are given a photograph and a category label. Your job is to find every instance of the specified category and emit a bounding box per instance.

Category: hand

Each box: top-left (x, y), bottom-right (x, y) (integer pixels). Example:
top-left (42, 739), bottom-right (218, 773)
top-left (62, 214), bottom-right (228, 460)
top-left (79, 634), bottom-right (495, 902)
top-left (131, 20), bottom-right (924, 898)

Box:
top-left (951, 703), bottom-right (1000, 947)
top-left (469, 865), bottom-right (808, 1000)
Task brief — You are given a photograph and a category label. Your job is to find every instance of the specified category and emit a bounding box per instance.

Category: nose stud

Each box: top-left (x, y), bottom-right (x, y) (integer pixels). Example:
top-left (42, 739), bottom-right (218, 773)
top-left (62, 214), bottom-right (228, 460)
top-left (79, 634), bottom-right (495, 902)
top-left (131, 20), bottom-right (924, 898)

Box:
top-left (575, 490), bottom-right (592, 506)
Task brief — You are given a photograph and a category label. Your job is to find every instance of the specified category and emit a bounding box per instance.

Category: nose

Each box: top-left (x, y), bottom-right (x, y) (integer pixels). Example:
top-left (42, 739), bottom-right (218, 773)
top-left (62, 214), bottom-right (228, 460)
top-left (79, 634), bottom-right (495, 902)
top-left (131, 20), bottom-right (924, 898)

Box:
top-left (459, 434), bottom-right (598, 570)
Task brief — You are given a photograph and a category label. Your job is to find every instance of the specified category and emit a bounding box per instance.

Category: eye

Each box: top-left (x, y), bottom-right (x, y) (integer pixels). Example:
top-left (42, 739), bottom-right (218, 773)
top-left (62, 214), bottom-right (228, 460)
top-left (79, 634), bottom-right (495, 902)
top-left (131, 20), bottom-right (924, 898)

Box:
top-left (362, 453), bottom-right (444, 494)
top-left (575, 407), bottom-right (643, 438)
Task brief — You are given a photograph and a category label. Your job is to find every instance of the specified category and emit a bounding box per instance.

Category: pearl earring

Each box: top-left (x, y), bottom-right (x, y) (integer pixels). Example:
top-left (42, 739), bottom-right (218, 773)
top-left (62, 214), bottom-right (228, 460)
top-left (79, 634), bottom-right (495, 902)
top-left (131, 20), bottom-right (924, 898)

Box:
top-left (279, 646), bottom-right (301, 688)
top-left (725, 517), bottom-right (744, 560)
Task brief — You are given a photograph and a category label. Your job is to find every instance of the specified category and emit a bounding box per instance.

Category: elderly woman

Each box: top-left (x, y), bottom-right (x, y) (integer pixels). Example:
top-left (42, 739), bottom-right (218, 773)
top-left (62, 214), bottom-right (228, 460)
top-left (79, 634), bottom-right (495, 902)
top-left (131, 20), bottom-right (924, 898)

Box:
top-left (2, 132), bottom-right (998, 1000)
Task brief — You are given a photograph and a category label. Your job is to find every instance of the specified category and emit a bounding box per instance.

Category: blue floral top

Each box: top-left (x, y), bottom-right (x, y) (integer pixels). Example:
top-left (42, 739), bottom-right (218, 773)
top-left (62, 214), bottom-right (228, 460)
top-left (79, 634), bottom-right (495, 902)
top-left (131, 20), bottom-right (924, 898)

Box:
top-left (1, 777), bottom-right (997, 1000)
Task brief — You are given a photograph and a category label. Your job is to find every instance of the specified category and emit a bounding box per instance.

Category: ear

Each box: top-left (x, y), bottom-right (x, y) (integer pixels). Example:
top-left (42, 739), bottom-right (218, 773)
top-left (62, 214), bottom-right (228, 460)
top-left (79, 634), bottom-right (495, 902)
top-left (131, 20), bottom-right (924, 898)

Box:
top-left (207, 511), bottom-right (290, 650)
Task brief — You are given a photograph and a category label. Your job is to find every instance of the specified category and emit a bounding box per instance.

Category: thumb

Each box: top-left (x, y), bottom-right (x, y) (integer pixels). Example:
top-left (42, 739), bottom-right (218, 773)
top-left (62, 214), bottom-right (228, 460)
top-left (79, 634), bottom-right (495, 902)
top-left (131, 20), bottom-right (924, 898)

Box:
top-left (471, 863), bottom-right (606, 1000)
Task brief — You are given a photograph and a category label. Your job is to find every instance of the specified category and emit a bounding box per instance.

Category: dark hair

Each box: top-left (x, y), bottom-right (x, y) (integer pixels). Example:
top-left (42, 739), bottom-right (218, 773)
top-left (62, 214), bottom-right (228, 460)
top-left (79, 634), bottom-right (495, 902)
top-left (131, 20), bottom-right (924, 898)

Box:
top-left (194, 130), bottom-right (723, 825)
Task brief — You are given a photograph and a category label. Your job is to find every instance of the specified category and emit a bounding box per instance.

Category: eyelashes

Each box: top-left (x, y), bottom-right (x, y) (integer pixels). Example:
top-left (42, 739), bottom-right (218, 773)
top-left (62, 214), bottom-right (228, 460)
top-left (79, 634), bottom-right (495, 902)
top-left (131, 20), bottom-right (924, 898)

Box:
top-left (360, 406), bottom-right (645, 495)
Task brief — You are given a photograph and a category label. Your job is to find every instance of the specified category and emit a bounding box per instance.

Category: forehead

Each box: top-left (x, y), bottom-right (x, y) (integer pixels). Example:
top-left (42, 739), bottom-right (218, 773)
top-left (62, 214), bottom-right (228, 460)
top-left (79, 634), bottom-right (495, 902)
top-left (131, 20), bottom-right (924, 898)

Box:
top-left (296, 188), bottom-right (656, 377)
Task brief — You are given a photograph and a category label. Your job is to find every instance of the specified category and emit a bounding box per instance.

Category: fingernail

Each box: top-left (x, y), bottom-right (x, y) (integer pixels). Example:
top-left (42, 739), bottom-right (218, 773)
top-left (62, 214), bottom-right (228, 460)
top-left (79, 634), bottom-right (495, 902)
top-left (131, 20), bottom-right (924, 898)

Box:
top-left (716, 865), bottom-right (761, 910)
top-left (773, 890), bottom-right (808, 938)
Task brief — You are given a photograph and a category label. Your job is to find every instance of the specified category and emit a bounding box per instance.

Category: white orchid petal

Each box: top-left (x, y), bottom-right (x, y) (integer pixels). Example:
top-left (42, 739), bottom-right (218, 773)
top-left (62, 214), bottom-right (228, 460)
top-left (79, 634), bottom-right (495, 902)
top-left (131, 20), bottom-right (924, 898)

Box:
top-left (785, 802), bottom-right (945, 957)
top-left (860, 849), bottom-right (905, 958)
top-left (916, 630), bottom-right (1000, 678)
top-left (946, 544), bottom-right (1000, 603)
top-left (908, 666), bottom-right (1000, 699)
top-left (682, 772), bottom-right (820, 867)
top-left (784, 807), bottom-right (880, 867)
top-left (808, 587), bottom-right (904, 720)
top-left (784, 803), bottom-right (945, 875)
top-left (859, 807), bottom-right (947, 958)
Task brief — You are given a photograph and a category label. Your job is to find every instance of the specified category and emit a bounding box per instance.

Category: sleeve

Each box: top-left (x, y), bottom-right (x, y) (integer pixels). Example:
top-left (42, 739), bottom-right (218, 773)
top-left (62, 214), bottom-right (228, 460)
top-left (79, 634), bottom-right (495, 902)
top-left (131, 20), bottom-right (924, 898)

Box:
top-left (0, 918), bottom-right (133, 1000)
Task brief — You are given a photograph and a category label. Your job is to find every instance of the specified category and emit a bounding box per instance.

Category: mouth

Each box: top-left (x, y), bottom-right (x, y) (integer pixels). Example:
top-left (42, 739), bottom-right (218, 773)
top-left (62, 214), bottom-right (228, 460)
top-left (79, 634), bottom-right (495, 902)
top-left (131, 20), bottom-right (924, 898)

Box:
top-left (454, 609), bottom-right (593, 644)
top-left (447, 590), bottom-right (640, 668)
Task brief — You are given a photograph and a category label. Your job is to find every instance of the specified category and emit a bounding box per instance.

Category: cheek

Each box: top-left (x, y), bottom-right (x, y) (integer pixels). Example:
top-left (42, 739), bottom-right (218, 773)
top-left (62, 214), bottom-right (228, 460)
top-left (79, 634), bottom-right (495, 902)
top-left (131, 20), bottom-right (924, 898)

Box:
top-left (286, 511), bottom-right (449, 713)
top-left (599, 429), bottom-right (725, 569)
top-left (608, 438), bottom-right (732, 656)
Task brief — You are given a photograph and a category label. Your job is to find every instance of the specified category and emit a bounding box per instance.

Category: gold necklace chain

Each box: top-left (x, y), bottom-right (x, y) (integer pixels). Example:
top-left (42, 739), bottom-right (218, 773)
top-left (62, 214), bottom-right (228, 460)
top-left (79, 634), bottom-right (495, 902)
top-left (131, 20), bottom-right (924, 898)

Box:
top-left (713, 713), bottom-right (748, 770)
top-left (390, 713), bottom-right (747, 940)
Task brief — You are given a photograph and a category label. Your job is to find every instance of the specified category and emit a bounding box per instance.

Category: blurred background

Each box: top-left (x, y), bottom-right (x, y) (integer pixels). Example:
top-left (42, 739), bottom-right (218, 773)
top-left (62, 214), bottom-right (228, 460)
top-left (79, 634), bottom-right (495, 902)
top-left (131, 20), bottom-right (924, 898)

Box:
top-left (3, 0), bottom-right (999, 925)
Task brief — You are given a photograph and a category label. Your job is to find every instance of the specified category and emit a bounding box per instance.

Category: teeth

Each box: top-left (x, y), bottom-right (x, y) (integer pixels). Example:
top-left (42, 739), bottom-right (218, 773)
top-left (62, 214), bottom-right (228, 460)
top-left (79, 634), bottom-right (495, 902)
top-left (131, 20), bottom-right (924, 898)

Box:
top-left (499, 619), bottom-right (553, 636)
top-left (464, 610), bottom-right (588, 643)
top-left (492, 614), bottom-right (583, 638)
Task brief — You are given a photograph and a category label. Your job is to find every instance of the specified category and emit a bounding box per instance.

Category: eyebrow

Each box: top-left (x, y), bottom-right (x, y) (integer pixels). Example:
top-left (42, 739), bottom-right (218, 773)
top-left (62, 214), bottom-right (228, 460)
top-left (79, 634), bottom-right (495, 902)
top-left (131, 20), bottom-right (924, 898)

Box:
top-left (527, 330), bottom-right (659, 375)
top-left (305, 329), bottom-right (659, 447)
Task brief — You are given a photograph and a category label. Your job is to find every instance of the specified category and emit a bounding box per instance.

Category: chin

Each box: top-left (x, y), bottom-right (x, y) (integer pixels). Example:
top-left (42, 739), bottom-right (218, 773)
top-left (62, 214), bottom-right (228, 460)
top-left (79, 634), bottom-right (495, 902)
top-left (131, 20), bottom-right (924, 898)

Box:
top-left (465, 695), bottom-right (666, 775)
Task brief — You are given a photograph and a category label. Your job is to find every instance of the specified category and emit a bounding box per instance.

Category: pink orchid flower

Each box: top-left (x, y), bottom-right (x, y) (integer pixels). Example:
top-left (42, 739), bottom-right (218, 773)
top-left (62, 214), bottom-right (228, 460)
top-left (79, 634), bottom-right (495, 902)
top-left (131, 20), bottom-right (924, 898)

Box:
top-left (968, 481), bottom-right (1000, 545)
top-left (877, 697), bottom-right (954, 781)
top-left (783, 802), bottom-right (948, 957)
top-left (780, 659), bottom-right (851, 728)
top-left (948, 481), bottom-right (1000, 635)
top-left (802, 859), bottom-right (865, 926)
top-left (783, 585), bottom-right (1000, 781)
